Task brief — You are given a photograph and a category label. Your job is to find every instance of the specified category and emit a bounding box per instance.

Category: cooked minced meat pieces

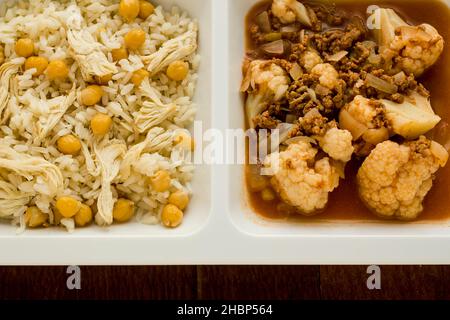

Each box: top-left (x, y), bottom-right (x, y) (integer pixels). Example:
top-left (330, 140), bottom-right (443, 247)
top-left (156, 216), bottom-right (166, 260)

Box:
top-left (253, 111), bottom-right (282, 129)
top-left (250, 24), bottom-right (267, 45)
top-left (311, 20), bottom-right (366, 54)
top-left (369, 100), bottom-right (391, 129)
top-left (286, 71), bottom-right (346, 117)
top-left (311, 4), bottom-right (345, 27)
top-left (298, 111), bottom-right (337, 136)
top-left (409, 136), bottom-right (433, 159)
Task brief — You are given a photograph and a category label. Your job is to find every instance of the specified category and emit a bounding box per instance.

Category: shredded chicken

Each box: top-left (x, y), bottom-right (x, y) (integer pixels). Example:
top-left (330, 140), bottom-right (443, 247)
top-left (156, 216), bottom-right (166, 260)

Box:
top-left (32, 86), bottom-right (77, 144)
top-left (94, 139), bottom-right (126, 226)
top-left (134, 79), bottom-right (177, 133)
top-left (0, 181), bottom-right (31, 219)
top-left (68, 29), bottom-right (118, 82)
top-left (0, 60), bottom-right (22, 124)
top-left (119, 127), bottom-right (174, 181)
top-left (0, 142), bottom-right (63, 197)
top-left (142, 25), bottom-right (197, 76)
top-left (66, 6), bottom-right (117, 81)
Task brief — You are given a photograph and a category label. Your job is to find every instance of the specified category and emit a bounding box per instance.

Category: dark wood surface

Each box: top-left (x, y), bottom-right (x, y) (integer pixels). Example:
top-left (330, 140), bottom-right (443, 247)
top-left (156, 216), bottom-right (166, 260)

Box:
top-left (0, 266), bottom-right (449, 300)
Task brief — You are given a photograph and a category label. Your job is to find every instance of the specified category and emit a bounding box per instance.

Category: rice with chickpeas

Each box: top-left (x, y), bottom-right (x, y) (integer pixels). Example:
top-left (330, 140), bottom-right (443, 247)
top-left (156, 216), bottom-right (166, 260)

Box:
top-left (0, 0), bottom-right (199, 232)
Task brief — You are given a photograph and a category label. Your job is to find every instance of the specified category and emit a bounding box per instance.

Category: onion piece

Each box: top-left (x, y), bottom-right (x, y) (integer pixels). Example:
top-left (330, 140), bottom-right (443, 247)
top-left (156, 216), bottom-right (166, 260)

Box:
top-left (393, 71), bottom-right (406, 85)
top-left (306, 88), bottom-right (317, 102)
top-left (259, 123), bottom-right (295, 155)
top-left (283, 135), bottom-right (316, 146)
top-left (289, 63), bottom-right (303, 80)
top-left (260, 40), bottom-right (284, 55)
top-left (299, 29), bottom-right (305, 42)
top-left (264, 32), bottom-right (282, 42)
top-left (365, 73), bottom-right (398, 94)
top-left (430, 141), bottom-right (449, 167)
top-left (260, 40), bottom-right (291, 57)
top-left (339, 109), bottom-right (368, 140)
top-left (255, 11), bottom-right (271, 33)
top-left (326, 50), bottom-right (348, 62)
top-left (280, 24), bottom-right (300, 33)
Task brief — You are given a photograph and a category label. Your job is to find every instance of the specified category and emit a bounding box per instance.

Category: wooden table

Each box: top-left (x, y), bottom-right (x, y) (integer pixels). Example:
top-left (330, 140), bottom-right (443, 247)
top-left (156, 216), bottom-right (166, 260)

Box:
top-left (0, 266), bottom-right (449, 299)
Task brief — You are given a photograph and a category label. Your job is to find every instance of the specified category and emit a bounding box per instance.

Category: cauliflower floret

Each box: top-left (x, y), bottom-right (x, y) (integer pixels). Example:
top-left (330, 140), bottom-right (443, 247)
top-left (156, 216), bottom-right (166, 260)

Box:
top-left (319, 128), bottom-right (354, 162)
top-left (370, 8), bottom-right (444, 77)
top-left (311, 63), bottom-right (339, 90)
top-left (298, 109), bottom-right (354, 162)
top-left (300, 50), bottom-right (323, 72)
top-left (240, 60), bottom-right (290, 128)
top-left (264, 140), bottom-right (341, 215)
top-left (382, 91), bottom-right (441, 139)
top-left (295, 109), bottom-right (354, 161)
top-left (357, 137), bottom-right (448, 220)
top-left (339, 95), bottom-right (390, 156)
top-left (272, 0), bottom-right (312, 26)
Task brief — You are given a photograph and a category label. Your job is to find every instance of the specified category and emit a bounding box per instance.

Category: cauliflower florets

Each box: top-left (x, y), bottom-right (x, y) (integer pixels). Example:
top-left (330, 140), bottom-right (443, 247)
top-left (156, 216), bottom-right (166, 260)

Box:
top-left (357, 137), bottom-right (448, 220)
top-left (297, 108), bottom-right (354, 162)
top-left (272, 0), bottom-right (312, 26)
top-left (311, 63), bottom-right (340, 89)
top-left (241, 60), bottom-right (290, 128)
top-left (370, 8), bottom-right (444, 77)
top-left (264, 140), bottom-right (341, 215)
top-left (300, 50), bottom-right (323, 72)
top-left (319, 128), bottom-right (354, 162)
top-left (339, 95), bottom-right (390, 156)
top-left (382, 91), bottom-right (441, 139)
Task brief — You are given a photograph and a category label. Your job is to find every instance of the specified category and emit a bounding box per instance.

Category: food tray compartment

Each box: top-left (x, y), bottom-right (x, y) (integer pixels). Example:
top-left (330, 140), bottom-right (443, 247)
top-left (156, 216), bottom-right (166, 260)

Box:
top-left (227, 0), bottom-right (450, 236)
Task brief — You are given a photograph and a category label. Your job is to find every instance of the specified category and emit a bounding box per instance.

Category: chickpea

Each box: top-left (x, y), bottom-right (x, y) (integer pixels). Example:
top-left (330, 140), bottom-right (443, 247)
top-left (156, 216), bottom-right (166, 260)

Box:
top-left (74, 204), bottom-right (93, 227)
top-left (138, 0), bottom-right (155, 19)
top-left (119, 0), bottom-right (140, 22)
top-left (15, 38), bottom-right (34, 57)
top-left (124, 28), bottom-right (146, 50)
top-left (24, 206), bottom-right (48, 228)
top-left (173, 131), bottom-right (194, 151)
top-left (24, 56), bottom-right (48, 76)
top-left (47, 60), bottom-right (69, 80)
top-left (150, 170), bottom-right (171, 192)
top-left (168, 190), bottom-right (189, 210)
top-left (95, 73), bottom-right (112, 85)
top-left (55, 196), bottom-right (81, 218)
top-left (166, 60), bottom-right (189, 81)
top-left (113, 198), bottom-right (135, 222)
top-left (91, 113), bottom-right (113, 135)
top-left (131, 68), bottom-right (149, 86)
top-left (261, 188), bottom-right (276, 201)
top-left (111, 47), bottom-right (128, 61)
top-left (57, 134), bottom-right (81, 155)
top-left (81, 85), bottom-right (103, 106)
top-left (161, 204), bottom-right (183, 228)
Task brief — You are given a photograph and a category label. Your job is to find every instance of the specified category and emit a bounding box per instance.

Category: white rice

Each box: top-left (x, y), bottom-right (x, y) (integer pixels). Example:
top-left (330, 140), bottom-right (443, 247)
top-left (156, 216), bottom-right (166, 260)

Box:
top-left (0, 0), bottom-right (199, 231)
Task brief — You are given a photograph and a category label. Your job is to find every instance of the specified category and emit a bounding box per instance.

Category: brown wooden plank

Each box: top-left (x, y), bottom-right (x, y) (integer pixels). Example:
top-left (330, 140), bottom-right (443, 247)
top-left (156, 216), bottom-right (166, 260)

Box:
top-left (0, 266), bottom-right (197, 300)
top-left (320, 265), bottom-right (449, 300)
top-left (197, 266), bottom-right (320, 300)
top-left (1, 266), bottom-right (449, 300)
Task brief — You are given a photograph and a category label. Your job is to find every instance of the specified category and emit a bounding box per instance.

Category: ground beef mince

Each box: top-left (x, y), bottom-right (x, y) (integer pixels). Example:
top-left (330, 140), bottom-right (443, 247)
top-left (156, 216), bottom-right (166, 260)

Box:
top-left (311, 18), bottom-right (367, 54)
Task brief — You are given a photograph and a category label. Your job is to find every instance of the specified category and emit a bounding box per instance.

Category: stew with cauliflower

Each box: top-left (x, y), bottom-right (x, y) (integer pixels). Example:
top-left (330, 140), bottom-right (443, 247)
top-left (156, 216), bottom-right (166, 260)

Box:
top-left (242, 0), bottom-right (450, 221)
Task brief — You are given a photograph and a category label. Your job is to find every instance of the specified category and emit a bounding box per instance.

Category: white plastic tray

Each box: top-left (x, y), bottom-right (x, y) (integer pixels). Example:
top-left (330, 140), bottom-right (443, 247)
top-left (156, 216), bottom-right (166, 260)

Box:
top-left (0, 0), bottom-right (450, 265)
